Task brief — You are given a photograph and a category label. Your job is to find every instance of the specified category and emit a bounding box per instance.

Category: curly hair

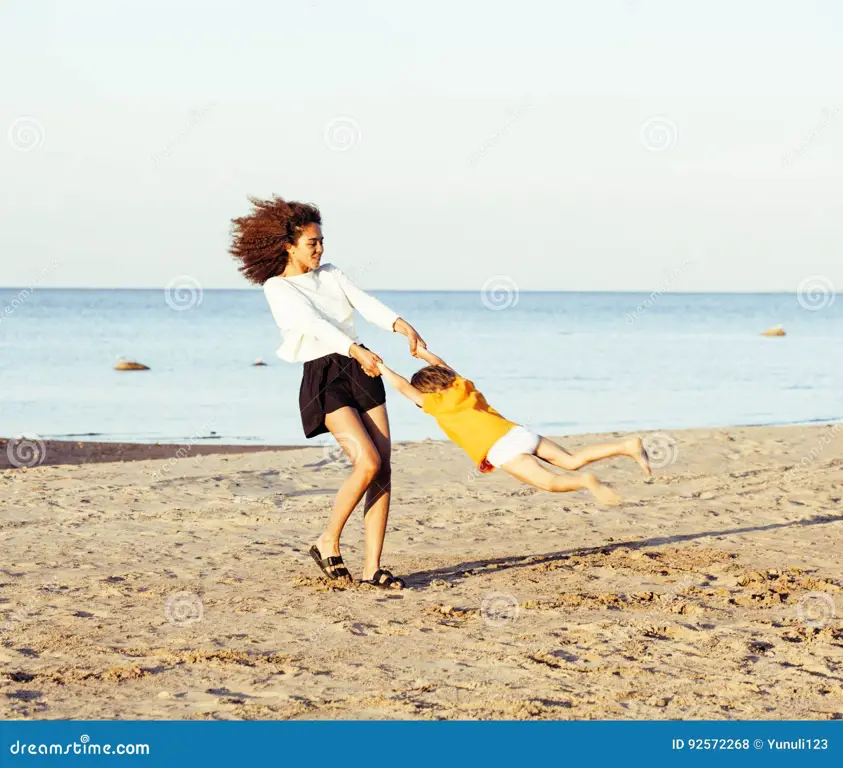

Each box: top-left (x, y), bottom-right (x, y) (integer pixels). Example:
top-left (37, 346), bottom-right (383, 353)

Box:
top-left (229, 195), bottom-right (322, 285)
top-left (410, 365), bottom-right (458, 393)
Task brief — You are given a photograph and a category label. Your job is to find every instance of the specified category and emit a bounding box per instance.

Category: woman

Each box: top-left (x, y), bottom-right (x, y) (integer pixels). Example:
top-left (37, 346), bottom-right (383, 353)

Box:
top-left (229, 195), bottom-right (426, 590)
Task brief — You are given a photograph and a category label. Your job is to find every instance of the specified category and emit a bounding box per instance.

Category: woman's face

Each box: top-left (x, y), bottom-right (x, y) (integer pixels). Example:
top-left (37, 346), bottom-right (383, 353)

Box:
top-left (286, 223), bottom-right (324, 272)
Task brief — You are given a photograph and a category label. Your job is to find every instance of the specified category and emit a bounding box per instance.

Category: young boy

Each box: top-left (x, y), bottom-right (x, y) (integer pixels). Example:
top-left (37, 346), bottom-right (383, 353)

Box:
top-left (376, 348), bottom-right (652, 506)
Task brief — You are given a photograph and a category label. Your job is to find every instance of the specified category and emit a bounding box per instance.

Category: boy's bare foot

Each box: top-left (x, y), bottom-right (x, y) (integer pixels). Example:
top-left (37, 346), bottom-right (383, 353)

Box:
top-left (626, 437), bottom-right (652, 479)
top-left (583, 473), bottom-right (622, 506)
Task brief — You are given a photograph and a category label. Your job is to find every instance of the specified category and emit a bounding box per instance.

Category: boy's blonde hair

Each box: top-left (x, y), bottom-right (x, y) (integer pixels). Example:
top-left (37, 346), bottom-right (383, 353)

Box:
top-left (410, 365), bottom-right (457, 393)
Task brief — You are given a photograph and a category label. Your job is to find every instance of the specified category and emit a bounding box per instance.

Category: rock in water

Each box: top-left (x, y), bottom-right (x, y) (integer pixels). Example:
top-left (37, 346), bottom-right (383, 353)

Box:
top-left (760, 326), bottom-right (786, 337)
top-left (114, 360), bottom-right (150, 371)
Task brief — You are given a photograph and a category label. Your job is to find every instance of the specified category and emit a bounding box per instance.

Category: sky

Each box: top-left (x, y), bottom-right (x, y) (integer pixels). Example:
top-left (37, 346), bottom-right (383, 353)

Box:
top-left (1, 0), bottom-right (841, 292)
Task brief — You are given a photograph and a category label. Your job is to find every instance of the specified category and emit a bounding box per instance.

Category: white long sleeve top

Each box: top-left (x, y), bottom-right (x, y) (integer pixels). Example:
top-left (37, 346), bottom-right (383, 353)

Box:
top-left (262, 262), bottom-right (400, 363)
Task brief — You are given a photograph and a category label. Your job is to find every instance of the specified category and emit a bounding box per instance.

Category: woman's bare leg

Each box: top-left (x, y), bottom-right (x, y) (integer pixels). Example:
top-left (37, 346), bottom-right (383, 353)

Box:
top-left (500, 453), bottom-right (622, 506)
top-left (357, 404), bottom-right (397, 584)
top-left (535, 436), bottom-right (651, 478)
top-left (313, 406), bottom-right (382, 577)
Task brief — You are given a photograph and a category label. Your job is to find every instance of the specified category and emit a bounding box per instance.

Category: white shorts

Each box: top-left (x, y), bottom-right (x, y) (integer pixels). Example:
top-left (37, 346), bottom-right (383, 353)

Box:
top-left (485, 425), bottom-right (541, 468)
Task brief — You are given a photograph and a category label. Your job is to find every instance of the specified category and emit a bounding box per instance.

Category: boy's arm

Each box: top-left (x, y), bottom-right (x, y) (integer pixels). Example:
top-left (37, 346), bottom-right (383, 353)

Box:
top-left (413, 346), bottom-right (458, 375)
top-left (376, 361), bottom-right (425, 407)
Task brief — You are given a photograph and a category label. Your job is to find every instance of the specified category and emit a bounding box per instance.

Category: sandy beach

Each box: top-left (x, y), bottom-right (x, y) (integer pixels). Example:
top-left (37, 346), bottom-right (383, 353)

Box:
top-left (1, 424), bottom-right (842, 721)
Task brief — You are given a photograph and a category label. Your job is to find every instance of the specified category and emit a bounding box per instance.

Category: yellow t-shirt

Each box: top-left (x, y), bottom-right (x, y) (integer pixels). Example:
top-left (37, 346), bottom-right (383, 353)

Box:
top-left (421, 377), bottom-right (517, 472)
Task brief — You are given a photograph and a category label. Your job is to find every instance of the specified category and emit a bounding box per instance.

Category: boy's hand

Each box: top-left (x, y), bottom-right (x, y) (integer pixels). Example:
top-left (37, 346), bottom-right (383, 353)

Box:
top-left (407, 329), bottom-right (426, 356)
top-left (350, 344), bottom-right (382, 377)
top-left (393, 318), bottom-right (427, 356)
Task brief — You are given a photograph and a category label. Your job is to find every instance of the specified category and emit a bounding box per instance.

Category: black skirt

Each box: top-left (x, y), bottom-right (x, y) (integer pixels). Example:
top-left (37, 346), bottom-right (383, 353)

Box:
top-left (299, 344), bottom-right (386, 439)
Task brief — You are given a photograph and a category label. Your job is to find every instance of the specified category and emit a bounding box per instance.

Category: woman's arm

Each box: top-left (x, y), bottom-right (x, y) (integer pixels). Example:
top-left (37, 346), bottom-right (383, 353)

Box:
top-left (324, 264), bottom-right (399, 332)
top-left (325, 265), bottom-right (427, 355)
top-left (376, 361), bottom-right (424, 407)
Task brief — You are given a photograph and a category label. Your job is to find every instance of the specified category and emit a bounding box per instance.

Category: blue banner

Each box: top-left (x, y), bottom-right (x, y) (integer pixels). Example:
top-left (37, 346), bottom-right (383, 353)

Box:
top-left (0, 721), bottom-right (839, 767)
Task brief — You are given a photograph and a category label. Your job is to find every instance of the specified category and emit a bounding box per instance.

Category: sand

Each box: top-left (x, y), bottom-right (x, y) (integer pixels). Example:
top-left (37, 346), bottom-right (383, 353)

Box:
top-left (1, 424), bottom-right (842, 721)
top-left (0, 438), bottom-right (292, 470)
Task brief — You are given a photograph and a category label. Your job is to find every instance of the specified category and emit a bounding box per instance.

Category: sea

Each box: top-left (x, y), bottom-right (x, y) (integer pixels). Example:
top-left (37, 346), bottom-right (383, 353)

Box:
top-left (1, 287), bottom-right (840, 448)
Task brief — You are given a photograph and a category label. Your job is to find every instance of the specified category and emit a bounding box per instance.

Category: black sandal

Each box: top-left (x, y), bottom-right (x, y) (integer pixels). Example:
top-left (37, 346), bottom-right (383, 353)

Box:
top-left (359, 569), bottom-right (406, 590)
top-left (309, 544), bottom-right (351, 580)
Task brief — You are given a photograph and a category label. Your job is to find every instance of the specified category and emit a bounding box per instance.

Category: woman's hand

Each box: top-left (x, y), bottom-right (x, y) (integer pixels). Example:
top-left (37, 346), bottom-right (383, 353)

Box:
top-left (349, 344), bottom-right (383, 377)
top-left (406, 328), bottom-right (427, 357)
top-left (393, 317), bottom-right (427, 356)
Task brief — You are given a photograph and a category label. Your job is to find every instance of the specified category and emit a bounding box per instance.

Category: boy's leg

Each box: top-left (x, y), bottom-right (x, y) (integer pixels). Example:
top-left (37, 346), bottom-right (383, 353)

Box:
top-left (535, 436), bottom-right (651, 478)
top-left (500, 454), bottom-right (622, 506)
